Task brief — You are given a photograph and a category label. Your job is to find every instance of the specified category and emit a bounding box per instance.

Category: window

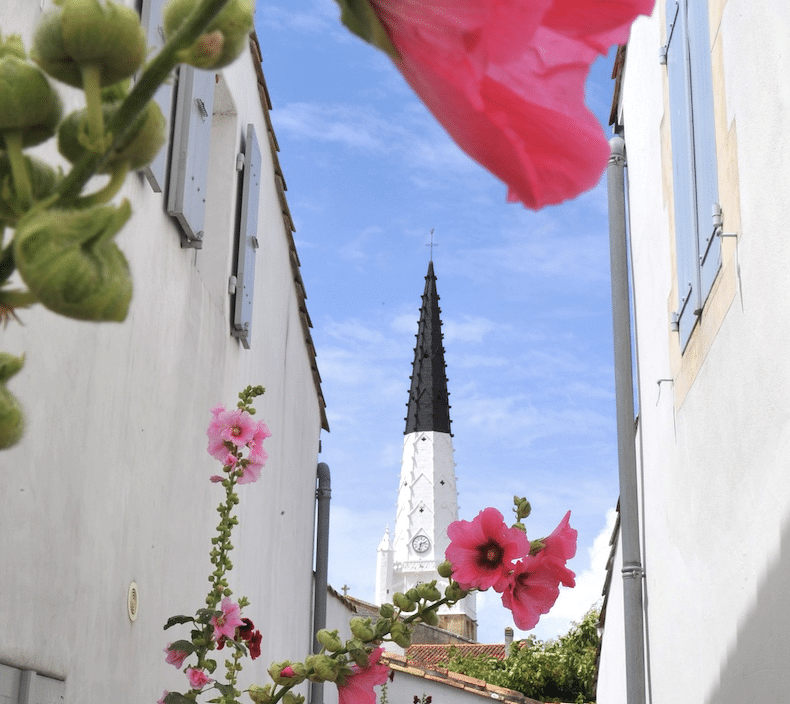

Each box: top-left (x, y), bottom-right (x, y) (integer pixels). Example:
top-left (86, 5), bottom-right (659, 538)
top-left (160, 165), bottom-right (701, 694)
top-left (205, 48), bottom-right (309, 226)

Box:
top-left (663, 0), bottom-right (720, 348)
top-left (0, 665), bottom-right (64, 704)
top-left (231, 124), bottom-right (262, 349)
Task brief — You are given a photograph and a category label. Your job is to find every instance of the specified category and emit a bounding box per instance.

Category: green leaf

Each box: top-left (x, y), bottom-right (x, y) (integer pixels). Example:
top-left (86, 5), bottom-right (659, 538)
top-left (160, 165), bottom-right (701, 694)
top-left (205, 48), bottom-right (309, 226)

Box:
top-left (332, 0), bottom-right (398, 59)
top-left (168, 639), bottom-right (197, 654)
top-left (164, 615), bottom-right (195, 630)
top-left (213, 682), bottom-right (236, 697)
top-left (164, 693), bottom-right (193, 704)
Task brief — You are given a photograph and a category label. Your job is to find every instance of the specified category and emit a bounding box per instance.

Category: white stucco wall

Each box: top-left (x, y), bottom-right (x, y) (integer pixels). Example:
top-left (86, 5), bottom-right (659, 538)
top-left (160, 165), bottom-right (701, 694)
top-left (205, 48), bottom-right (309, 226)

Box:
top-left (599, 0), bottom-right (790, 701)
top-left (0, 4), bottom-right (324, 703)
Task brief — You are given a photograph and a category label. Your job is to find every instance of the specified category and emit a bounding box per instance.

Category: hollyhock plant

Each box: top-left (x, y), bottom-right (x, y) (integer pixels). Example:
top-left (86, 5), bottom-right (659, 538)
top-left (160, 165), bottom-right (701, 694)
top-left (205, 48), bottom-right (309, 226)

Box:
top-left (211, 597), bottom-right (245, 642)
top-left (446, 507), bottom-right (529, 591)
top-left (335, 0), bottom-right (654, 209)
top-left (337, 647), bottom-right (390, 704)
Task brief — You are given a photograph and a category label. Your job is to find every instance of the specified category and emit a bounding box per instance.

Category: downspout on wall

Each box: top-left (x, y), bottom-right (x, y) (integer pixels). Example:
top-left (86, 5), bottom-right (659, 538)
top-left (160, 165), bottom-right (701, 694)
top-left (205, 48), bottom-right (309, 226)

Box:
top-left (311, 462), bottom-right (331, 704)
top-left (606, 136), bottom-right (646, 704)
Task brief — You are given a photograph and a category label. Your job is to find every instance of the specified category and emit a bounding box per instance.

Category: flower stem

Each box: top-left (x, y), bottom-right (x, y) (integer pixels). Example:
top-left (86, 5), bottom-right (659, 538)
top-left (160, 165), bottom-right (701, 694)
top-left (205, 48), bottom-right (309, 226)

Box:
top-left (2, 131), bottom-right (32, 210)
top-left (80, 64), bottom-right (105, 143)
top-left (55, 0), bottom-right (236, 205)
top-left (74, 164), bottom-right (130, 208)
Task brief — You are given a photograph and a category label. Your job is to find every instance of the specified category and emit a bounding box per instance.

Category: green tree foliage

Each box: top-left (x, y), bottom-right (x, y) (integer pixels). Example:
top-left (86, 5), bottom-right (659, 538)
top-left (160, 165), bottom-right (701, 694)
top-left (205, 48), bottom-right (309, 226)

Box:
top-left (442, 607), bottom-right (600, 703)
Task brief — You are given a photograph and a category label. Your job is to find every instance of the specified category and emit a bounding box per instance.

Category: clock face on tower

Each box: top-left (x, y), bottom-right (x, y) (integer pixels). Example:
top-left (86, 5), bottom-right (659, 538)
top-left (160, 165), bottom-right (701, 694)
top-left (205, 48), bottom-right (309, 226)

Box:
top-left (412, 535), bottom-right (431, 553)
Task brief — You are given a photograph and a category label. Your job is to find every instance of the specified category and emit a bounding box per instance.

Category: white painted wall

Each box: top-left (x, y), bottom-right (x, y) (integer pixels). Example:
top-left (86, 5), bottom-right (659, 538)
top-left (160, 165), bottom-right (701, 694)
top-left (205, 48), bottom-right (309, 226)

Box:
top-left (0, 5), bottom-right (324, 703)
top-left (598, 0), bottom-right (790, 702)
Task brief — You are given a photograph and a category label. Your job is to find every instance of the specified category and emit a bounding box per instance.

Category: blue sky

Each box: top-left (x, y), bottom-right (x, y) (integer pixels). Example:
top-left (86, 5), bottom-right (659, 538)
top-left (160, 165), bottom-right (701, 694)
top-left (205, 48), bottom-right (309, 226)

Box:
top-left (255, 0), bottom-right (620, 643)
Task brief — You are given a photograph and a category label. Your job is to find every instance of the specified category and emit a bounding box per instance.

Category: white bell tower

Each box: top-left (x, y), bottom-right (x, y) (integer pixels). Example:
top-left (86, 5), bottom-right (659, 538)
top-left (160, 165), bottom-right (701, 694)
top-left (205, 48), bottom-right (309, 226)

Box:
top-left (375, 261), bottom-right (477, 640)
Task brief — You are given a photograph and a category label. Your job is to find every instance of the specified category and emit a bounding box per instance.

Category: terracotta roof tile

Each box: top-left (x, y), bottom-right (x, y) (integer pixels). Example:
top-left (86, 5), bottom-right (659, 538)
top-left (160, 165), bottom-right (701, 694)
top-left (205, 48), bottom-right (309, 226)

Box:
top-left (406, 643), bottom-right (508, 668)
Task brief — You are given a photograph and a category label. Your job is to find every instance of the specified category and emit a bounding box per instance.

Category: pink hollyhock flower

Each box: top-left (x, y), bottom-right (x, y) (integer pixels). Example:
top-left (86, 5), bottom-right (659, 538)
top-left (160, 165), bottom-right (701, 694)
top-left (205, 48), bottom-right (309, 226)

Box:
top-left (355, 0), bottom-right (653, 209)
top-left (237, 456), bottom-right (264, 485)
top-left (164, 643), bottom-right (189, 669)
top-left (501, 513), bottom-right (577, 629)
top-left (337, 647), bottom-right (390, 704)
top-left (281, 666), bottom-right (296, 678)
top-left (207, 406), bottom-right (257, 452)
top-left (186, 668), bottom-right (212, 690)
top-left (500, 554), bottom-right (563, 630)
top-left (539, 510), bottom-right (577, 587)
top-left (250, 420), bottom-right (271, 454)
top-left (446, 507), bottom-right (529, 591)
top-left (210, 597), bottom-right (244, 642)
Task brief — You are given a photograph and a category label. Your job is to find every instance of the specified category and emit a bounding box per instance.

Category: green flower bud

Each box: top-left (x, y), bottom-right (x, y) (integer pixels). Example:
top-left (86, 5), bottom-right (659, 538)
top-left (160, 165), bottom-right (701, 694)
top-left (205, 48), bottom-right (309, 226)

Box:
top-left (58, 100), bottom-right (166, 172)
top-left (389, 622), bottom-right (411, 649)
top-left (405, 588), bottom-right (420, 603)
top-left (0, 352), bottom-right (24, 449)
top-left (529, 538), bottom-right (546, 556)
top-left (315, 628), bottom-right (343, 652)
top-left (14, 200), bottom-right (133, 321)
top-left (164, 0), bottom-right (253, 70)
top-left (0, 153), bottom-right (60, 223)
top-left (268, 661), bottom-right (305, 686)
top-left (378, 603), bottom-right (395, 619)
top-left (374, 617), bottom-right (392, 638)
top-left (514, 496), bottom-right (531, 520)
top-left (348, 644), bottom-right (369, 669)
top-left (32, 0), bottom-right (146, 88)
top-left (282, 693), bottom-right (305, 704)
top-left (392, 592), bottom-right (416, 613)
top-left (420, 608), bottom-right (439, 627)
top-left (416, 580), bottom-right (441, 602)
top-left (0, 35), bottom-right (62, 147)
top-left (305, 654), bottom-right (342, 683)
top-left (437, 560), bottom-right (454, 579)
top-left (349, 617), bottom-right (376, 643)
top-left (444, 582), bottom-right (468, 602)
top-left (248, 684), bottom-right (273, 704)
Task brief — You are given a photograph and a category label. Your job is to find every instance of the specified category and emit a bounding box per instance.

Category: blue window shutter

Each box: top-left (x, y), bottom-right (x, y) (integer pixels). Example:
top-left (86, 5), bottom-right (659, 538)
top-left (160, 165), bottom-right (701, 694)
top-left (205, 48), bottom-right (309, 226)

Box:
top-left (167, 66), bottom-right (215, 247)
top-left (139, 0), bottom-right (173, 192)
top-left (666, 0), bottom-right (698, 348)
top-left (232, 124), bottom-right (261, 349)
top-left (687, 0), bottom-right (721, 300)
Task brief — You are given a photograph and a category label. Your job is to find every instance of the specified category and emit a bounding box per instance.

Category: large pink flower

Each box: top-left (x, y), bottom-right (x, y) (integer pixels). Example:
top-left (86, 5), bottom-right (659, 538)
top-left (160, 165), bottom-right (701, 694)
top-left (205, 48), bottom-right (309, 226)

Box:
top-left (210, 597), bottom-right (244, 642)
top-left (501, 512), bottom-right (577, 629)
top-left (356, 0), bottom-right (654, 209)
top-left (446, 507), bottom-right (529, 591)
top-left (539, 510), bottom-right (577, 587)
top-left (338, 647), bottom-right (390, 704)
top-left (186, 667), bottom-right (212, 690)
top-left (500, 553), bottom-right (563, 630)
top-left (164, 643), bottom-right (189, 669)
top-left (207, 407), bottom-right (257, 453)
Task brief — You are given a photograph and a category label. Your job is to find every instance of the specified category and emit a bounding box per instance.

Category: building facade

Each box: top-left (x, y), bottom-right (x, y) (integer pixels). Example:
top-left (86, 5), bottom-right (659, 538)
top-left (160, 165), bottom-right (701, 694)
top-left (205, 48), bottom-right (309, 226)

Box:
top-left (597, 0), bottom-right (790, 702)
top-left (375, 262), bottom-right (477, 641)
top-left (0, 3), bottom-right (328, 703)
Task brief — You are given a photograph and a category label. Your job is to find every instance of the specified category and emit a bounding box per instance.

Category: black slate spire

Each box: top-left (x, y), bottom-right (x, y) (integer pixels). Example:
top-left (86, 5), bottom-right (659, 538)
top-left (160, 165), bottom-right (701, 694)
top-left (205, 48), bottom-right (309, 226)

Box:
top-left (405, 261), bottom-right (452, 435)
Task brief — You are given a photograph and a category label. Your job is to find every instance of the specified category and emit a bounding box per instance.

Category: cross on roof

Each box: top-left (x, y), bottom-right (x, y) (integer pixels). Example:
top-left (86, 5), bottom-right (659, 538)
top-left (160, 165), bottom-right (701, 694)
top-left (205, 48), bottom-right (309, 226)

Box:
top-left (426, 228), bottom-right (437, 260)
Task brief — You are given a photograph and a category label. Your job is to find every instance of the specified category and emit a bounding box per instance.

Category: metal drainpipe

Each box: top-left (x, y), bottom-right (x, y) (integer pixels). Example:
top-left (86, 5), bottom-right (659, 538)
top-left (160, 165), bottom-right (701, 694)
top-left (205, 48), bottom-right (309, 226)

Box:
top-left (606, 136), bottom-right (646, 704)
top-left (311, 463), bottom-right (331, 704)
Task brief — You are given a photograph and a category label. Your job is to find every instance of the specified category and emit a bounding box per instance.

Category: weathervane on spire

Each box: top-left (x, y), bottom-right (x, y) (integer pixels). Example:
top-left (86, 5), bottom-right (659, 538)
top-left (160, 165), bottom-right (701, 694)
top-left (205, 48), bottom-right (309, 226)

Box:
top-left (426, 228), bottom-right (437, 261)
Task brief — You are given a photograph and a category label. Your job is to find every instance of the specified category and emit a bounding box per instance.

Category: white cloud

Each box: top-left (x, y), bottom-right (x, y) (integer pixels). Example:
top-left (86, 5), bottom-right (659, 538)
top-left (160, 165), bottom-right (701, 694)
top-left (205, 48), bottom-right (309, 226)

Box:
top-left (443, 315), bottom-right (497, 344)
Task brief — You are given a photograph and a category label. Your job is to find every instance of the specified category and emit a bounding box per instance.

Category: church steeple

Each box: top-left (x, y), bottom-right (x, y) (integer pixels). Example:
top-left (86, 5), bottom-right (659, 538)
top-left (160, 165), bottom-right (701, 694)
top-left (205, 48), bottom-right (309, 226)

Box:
top-left (375, 261), bottom-right (477, 642)
top-left (405, 261), bottom-right (452, 435)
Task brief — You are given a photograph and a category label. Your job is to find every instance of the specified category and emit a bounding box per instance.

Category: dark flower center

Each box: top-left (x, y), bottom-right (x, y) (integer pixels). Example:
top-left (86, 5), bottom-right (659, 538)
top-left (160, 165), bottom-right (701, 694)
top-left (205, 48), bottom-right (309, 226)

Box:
top-left (476, 539), bottom-right (504, 569)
